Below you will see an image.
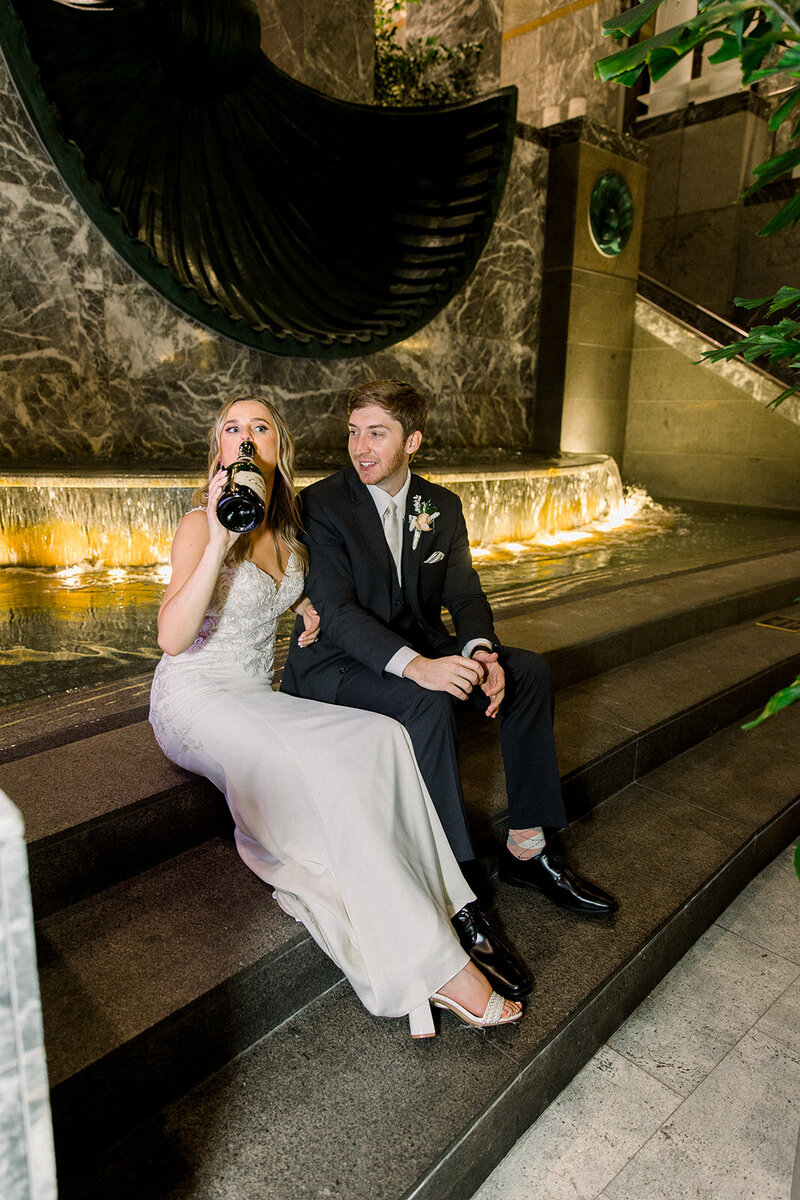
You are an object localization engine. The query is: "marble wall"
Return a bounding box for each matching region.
[405,0,503,90]
[0,44,547,470]
[255,0,374,102]
[502,0,622,130]
[0,789,57,1200]
[624,298,800,509]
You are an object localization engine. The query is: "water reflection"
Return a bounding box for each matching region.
[4,494,800,709]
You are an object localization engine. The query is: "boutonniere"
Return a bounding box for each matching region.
[408,495,440,549]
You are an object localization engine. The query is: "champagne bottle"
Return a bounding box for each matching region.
[216,440,267,532]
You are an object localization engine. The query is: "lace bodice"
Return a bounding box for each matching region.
[156,554,304,681]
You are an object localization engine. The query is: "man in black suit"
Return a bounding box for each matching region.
[282,379,617,999]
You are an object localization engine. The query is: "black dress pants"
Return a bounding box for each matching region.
[334,645,568,863]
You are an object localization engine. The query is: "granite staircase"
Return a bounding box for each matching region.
[2,547,800,1200]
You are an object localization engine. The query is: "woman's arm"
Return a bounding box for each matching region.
[157,470,240,655]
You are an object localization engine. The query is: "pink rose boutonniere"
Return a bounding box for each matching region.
[408,495,440,549]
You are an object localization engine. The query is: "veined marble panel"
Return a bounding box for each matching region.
[255,0,304,83]
[0,790,57,1200]
[406,0,503,88]
[502,0,621,129]
[444,137,546,347]
[302,0,373,103]
[0,24,543,467]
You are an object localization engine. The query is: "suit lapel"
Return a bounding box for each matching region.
[404,472,439,617]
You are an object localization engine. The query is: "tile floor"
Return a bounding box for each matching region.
[472,840,800,1200]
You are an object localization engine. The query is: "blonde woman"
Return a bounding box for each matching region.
[149,395,522,1035]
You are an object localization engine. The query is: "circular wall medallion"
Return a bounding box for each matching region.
[589,171,634,257]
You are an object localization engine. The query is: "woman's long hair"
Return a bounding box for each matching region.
[193,395,308,571]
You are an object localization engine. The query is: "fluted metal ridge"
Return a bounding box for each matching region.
[0,0,517,358]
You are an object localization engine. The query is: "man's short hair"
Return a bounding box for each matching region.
[347,379,428,441]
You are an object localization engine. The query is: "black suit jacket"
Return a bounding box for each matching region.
[281,465,498,703]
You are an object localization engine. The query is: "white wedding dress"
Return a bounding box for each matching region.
[149,553,473,1018]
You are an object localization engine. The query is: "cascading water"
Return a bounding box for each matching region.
[0,456,623,568]
[5,460,800,708]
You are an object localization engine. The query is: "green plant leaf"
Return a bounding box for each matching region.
[741,674,800,728]
[768,85,800,130]
[595,25,696,82]
[601,0,669,41]
[766,383,800,405]
[733,294,774,308]
[596,1,770,84]
[794,839,800,885]
[757,192,800,236]
[743,145,800,196]
[763,286,800,312]
[707,31,748,62]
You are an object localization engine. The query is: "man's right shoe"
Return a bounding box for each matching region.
[498,845,618,916]
[451,901,533,1000]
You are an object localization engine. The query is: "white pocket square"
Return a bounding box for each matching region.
[423,551,445,563]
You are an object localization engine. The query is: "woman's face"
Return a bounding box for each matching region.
[218,400,279,475]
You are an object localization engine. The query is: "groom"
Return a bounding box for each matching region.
[282,379,617,999]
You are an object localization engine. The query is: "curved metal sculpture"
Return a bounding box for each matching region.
[0,0,517,358]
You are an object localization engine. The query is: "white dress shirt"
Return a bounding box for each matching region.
[365,474,491,677]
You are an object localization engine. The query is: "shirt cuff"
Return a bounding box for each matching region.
[385,646,419,678]
[462,638,493,659]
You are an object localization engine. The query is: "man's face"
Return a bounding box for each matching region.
[347,404,421,495]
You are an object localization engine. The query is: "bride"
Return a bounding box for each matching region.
[149,394,523,1036]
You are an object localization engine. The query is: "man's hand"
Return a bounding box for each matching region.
[471,649,505,718]
[403,654,484,700]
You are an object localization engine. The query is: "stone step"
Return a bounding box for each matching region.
[4,561,800,918]
[0,721,232,918]
[38,837,341,1180]
[464,603,800,833]
[5,605,800,922]
[29,602,800,1184]
[496,545,800,688]
[59,698,800,1200]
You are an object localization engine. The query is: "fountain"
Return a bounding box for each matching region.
[0,456,623,569]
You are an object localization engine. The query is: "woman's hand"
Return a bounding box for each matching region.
[293,597,320,647]
[206,466,242,553]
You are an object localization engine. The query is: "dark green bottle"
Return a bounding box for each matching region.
[216,440,267,532]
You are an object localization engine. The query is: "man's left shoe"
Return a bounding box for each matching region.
[451,901,533,999]
[498,846,618,916]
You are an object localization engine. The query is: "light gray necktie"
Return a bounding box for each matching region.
[382,498,403,581]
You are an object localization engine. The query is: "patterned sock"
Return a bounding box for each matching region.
[507,827,546,861]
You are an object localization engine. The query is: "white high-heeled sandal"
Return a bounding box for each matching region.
[408,1002,436,1038]
[408,990,522,1037]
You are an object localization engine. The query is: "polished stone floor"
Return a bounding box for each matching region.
[472,840,800,1200]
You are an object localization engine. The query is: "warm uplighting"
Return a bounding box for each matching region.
[466,484,662,563]
[1,460,626,570]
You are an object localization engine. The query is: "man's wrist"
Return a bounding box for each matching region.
[386,645,419,678]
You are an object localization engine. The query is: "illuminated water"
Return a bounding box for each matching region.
[0,456,620,568]
[4,493,800,709]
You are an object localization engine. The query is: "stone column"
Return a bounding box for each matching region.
[0,789,57,1200]
[534,120,647,460]
[405,0,503,91]
[254,0,374,103]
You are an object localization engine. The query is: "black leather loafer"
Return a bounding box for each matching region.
[498,846,618,916]
[451,900,533,1000]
